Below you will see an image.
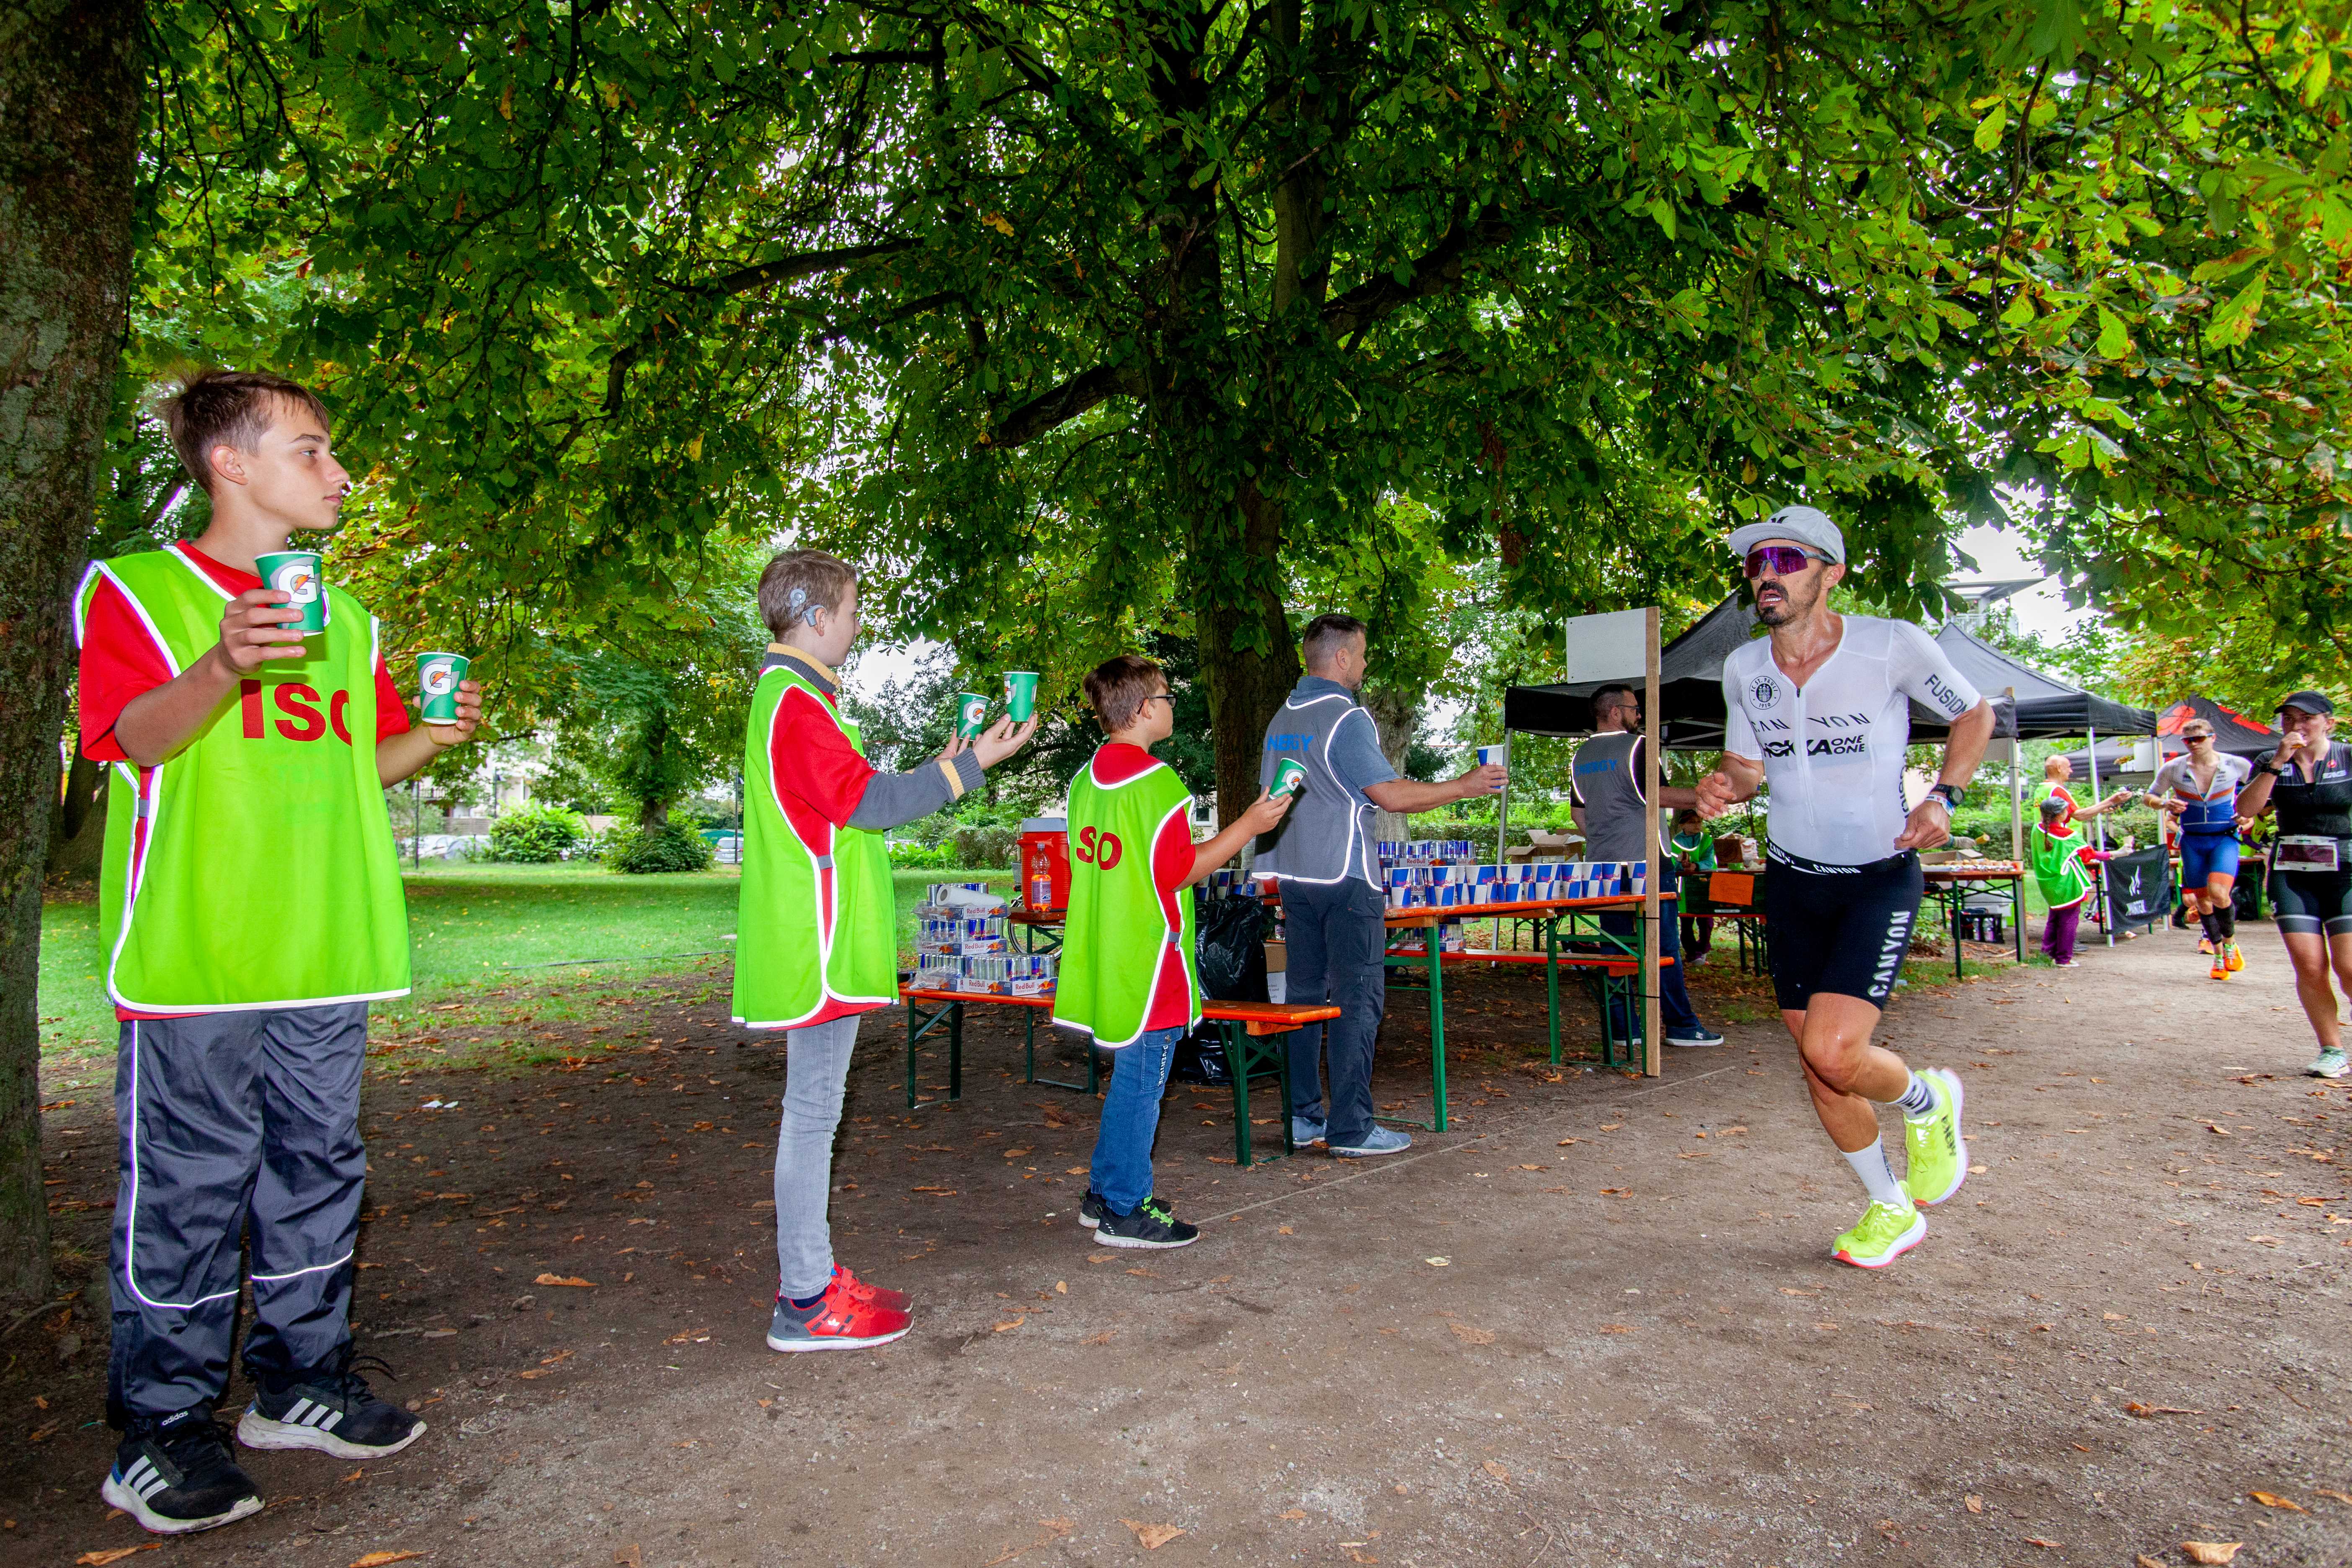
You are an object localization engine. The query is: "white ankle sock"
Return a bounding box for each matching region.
[1841,1138,1907,1207]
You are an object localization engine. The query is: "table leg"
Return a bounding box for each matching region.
[1024,1007,1037,1084]
[2012,880,2025,965]
[1950,887,1963,982]
[1278,1033,1295,1157]
[1228,1023,1253,1168]
[905,1001,919,1109]
[949,1001,964,1101]
[1428,941,1448,1133]
[1545,915,1562,1066]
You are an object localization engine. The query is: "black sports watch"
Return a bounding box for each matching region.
[1925,782,1965,812]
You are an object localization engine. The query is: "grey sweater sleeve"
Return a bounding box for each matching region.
[846,749,985,831]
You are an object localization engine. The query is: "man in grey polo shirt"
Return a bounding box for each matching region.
[1255,614,1506,1156]
[1572,683,1725,1048]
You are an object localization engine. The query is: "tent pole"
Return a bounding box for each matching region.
[2088,723,2111,946]
[1644,607,1662,1078]
[1495,730,1509,951]
[2006,686,2021,863]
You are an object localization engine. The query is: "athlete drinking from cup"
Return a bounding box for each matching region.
[2233,691,2352,1078]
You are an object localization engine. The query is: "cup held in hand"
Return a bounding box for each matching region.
[416,652,470,723]
[1003,670,1040,723]
[953,691,988,740]
[254,551,328,634]
[1271,757,1308,799]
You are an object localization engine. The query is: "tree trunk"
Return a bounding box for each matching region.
[1357,684,1420,845]
[1192,477,1302,824]
[44,751,108,885]
[0,0,143,1305]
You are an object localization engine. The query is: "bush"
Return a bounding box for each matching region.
[603,821,717,874]
[889,840,959,869]
[949,824,1019,868]
[489,805,589,863]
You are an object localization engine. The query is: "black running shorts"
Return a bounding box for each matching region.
[1762,847,1924,1011]
[2270,866,2352,936]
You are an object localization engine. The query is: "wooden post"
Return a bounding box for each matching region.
[1644,606,1662,1078]
[2006,686,2022,864]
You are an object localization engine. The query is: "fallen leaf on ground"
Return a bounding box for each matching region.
[2181,1544,2243,1565]
[2125,1403,2202,1417]
[1556,1137,1580,1146]
[992,1317,1026,1332]
[2246,1235,2281,1246]
[1055,1281,1067,1294]
[2249,1491,2306,1511]
[74,1549,160,1565]
[1120,1520,1186,1550]
[1516,1164,1544,1171]
[1081,1331,1114,1345]
[1278,1509,1306,1520]
[2025,1538,2059,1549]
[532,1274,594,1288]
[350,1554,424,1567]
[1965,1495,1982,1514]
[615,1547,642,1568]
[1599,1324,1633,1334]
[1599,1188,1630,1197]
[1482,1460,1510,1482]
[2316,1488,2352,1504]
[1424,1256,1450,1267]
[1449,1323,1496,1346]
[1599,1122,1623,1130]
[2136,1556,2166,1568]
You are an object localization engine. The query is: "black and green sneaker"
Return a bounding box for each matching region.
[102,1409,264,1535]
[1078,1190,1109,1230]
[1095,1195,1199,1250]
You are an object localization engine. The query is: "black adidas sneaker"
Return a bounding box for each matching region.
[237,1349,424,1460]
[1095,1195,1199,1250]
[102,1409,264,1534]
[1078,1190,1108,1230]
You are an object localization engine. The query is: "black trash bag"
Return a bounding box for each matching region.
[1173,890,1269,1086]
[1194,887,1269,1001]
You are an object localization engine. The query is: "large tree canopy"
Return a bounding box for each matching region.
[134,0,2352,812]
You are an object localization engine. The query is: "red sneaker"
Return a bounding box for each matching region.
[766,1274,910,1353]
[830,1262,910,1313]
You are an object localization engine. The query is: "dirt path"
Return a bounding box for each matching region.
[6,927,2349,1566]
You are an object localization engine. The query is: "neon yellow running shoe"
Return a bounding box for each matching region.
[1903,1067,1967,1207]
[1833,1198,1926,1269]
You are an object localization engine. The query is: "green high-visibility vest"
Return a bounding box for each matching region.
[732,663,897,1029]
[75,548,410,1011]
[1052,745,1199,1047]
[2030,825,2097,910]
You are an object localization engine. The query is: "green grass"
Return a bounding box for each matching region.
[38,861,1015,1065]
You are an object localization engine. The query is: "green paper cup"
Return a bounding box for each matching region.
[416,652,470,723]
[953,691,988,740]
[254,550,327,634]
[1002,670,1040,722]
[1271,757,1308,799]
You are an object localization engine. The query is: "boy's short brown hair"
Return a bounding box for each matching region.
[757,549,859,640]
[1085,654,1165,732]
[158,369,333,495]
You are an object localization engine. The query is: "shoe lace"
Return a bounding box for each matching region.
[1138,1196,1173,1224]
[315,1344,398,1405]
[157,1414,238,1472]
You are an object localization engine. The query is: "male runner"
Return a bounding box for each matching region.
[2146,719,2252,979]
[1697,505,1994,1268]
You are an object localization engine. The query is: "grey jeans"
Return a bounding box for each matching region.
[774,1012,863,1300]
[108,1005,369,1424]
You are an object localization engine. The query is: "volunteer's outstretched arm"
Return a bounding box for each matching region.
[1184,790,1292,887]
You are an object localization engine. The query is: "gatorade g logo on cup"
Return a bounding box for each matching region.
[1003,670,1039,723]
[416,652,470,723]
[253,550,328,634]
[953,692,988,740]
[1271,757,1307,799]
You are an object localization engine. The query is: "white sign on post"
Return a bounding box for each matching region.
[1562,608,1652,681]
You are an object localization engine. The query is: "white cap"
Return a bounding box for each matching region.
[1728,504,1845,566]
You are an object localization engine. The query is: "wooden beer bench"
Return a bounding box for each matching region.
[896,985,1341,1167]
[1385,944,1681,1074]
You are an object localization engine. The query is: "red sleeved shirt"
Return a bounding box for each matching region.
[767,682,878,828]
[78,541,409,764]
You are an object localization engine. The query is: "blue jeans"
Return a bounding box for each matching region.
[1601,895,1702,1038]
[1090,1026,1181,1215]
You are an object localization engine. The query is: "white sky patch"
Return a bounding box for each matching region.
[1955,521,2093,641]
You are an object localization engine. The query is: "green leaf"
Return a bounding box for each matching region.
[1972,99,2007,154]
[2095,307,2130,361]
[2204,267,2269,350]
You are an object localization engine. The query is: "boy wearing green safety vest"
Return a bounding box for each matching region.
[73,370,484,1536]
[737,550,1037,1350]
[2030,792,2109,968]
[1060,655,1291,1248]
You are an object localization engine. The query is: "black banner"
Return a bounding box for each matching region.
[2102,846,2176,932]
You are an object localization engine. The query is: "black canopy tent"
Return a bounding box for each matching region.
[2056,695,2281,776]
[1503,595,2159,747]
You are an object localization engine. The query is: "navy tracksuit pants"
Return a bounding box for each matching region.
[108,1004,369,1425]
